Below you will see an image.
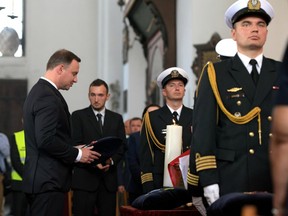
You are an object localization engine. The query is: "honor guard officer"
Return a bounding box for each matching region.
[187,0,281,210]
[139,67,193,194]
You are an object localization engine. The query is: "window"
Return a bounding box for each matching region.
[0,0,24,57]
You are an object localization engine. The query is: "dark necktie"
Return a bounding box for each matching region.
[172,111,179,124]
[249,59,259,85]
[97,113,103,135]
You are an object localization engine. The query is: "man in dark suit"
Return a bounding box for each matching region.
[188,0,281,210]
[140,67,193,194]
[71,79,126,216]
[22,49,100,216]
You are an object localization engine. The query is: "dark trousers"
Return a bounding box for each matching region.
[73,183,116,216]
[26,191,65,216]
[12,191,29,216]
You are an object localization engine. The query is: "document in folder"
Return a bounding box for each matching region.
[84,136,123,165]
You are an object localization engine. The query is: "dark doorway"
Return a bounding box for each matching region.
[0,79,27,136]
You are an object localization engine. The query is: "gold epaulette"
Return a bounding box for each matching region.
[206,61,262,144]
[195,153,217,172]
[141,172,153,184]
[187,169,199,187]
[143,112,165,153]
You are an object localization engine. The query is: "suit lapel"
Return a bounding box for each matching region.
[158,105,174,125]
[102,109,111,136]
[87,107,103,136]
[252,57,277,106]
[179,106,191,127]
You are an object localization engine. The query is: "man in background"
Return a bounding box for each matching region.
[71,79,126,216]
[0,132,9,216]
[9,129,29,216]
[127,104,160,203]
[140,67,193,193]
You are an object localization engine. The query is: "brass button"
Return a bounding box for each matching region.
[249,132,254,137]
[236,101,242,106]
[234,112,241,117]
[269,133,273,137]
[267,116,272,121]
[249,149,255,154]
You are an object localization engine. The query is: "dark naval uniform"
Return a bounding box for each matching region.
[188,54,281,196]
[275,45,288,105]
[140,105,193,193]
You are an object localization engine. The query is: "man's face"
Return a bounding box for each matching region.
[89,85,110,111]
[162,79,185,101]
[232,16,268,52]
[59,59,79,90]
[130,119,142,133]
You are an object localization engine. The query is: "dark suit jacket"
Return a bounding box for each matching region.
[189,55,281,196]
[22,79,78,194]
[140,105,193,193]
[126,132,142,194]
[71,106,126,192]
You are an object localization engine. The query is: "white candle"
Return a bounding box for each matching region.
[163,124,182,187]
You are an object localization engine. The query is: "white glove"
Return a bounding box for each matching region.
[192,196,207,216]
[203,184,220,205]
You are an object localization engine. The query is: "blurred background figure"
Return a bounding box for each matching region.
[117,117,143,208]
[0,132,10,216]
[9,129,30,216]
[127,104,160,204]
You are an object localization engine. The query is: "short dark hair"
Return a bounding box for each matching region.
[46,49,81,70]
[89,79,109,94]
[142,104,161,118]
[130,117,142,125]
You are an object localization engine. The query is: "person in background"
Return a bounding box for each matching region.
[124,119,131,138]
[71,78,126,216]
[129,118,142,135]
[0,132,10,216]
[140,67,193,193]
[127,104,160,204]
[117,117,142,199]
[188,0,281,211]
[22,49,100,216]
[270,44,288,216]
[9,129,29,216]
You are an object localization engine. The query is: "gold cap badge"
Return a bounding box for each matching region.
[248,0,261,10]
[170,70,180,78]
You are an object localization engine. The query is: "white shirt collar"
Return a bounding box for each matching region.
[40,77,58,89]
[237,52,263,74]
[92,107,106,118]
[167,104,183,116]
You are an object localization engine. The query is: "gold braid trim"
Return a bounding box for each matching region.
[206,62,262,144]
[187,169,199,186]
[141,172,153,184]
[195,61,208,98]
[143,112,165,154]
[195,154,217,172]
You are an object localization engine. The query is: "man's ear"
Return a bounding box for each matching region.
[162,88,167,97]
[56,64,64,75]
[106,93,111,101]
